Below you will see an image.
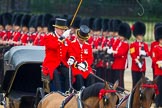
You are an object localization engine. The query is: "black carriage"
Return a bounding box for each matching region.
[1,46,45,108]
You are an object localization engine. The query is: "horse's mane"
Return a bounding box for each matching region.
[81,82,105,101]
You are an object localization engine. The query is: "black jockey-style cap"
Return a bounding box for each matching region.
[118,22,131,40]
[53,18,68,30]
[132,21,146,37]
[21,14,31,28]
[77,25,90,40]
[155,26,162,41]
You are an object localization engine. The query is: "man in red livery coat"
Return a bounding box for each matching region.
[130,21,149,88]
[150,23,162,79]
[111,23,131,91]
[152,26,162,107]
[42,18,70,92]
[67,25,95,90]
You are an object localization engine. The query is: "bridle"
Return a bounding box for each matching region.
[99,89,117,108]
[139,83,159,108]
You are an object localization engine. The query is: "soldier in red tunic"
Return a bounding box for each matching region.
[12,14,24,45]
[42,18,70,92]
[67,25,95,90]
[150,23,162,79]
[152,26,162,107]
[111,22,131,91]
[2,13,13,46]
[0,14,4,45]
[92,18,104,81]
[130,21,150,88]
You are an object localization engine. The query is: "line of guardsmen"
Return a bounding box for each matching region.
[0,12,162,107]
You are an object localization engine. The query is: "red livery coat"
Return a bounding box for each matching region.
[69,39,93,79]
[42,33,70,79]
[130,41,149,72]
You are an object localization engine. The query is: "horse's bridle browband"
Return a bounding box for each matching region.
[99,89,117,100]
[139,83,158,108]
[141,84,159,95]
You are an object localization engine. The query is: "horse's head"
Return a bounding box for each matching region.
[134,75,159,108]
[99,81,119,108]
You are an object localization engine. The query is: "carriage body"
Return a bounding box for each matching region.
[1,46,45,108]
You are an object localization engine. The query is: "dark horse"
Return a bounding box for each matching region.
[117,75,159,108]
[37,81,119,108]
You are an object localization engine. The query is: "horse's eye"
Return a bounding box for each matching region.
[103,96,109,105]
[140,92,144,100]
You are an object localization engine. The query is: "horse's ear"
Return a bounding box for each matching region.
[113,80,119,90]
[153,76,159,84]
[141,73,146,83]
[104,81,110,89]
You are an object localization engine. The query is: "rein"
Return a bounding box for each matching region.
[99,89,117,100]
[141,84,159,95]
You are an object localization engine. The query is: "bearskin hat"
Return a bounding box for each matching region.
[112,19,122,32]
[2,13,12,26]
[108,19,114,32]
[67,15,72,27]
[0,14,3,26]
[88,17,95,30]
[155,26,162,41]
[154,22,162,41]
[80,18,90,27]
[48,18,55,32]
[42,14,53,27]
[71,16,81,29]
[28,15,36,28]
[102,19,109,32]
[92,18,102,31]
[118,23,131,40]
[132,21,146,37]
[13,14,23,26]
[35,15,43,28]
[21,14,31,28]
